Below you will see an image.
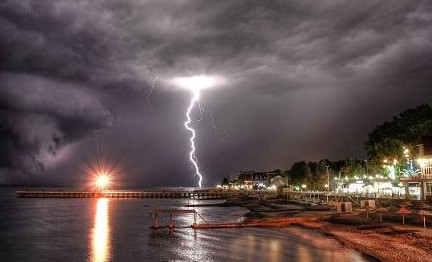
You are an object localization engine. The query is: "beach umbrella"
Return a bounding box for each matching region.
[418,210,432,229]
[375,207,388,223]
[361,205,374,220]
[401,201,413,208]
[397,207,412,224]
[419,202,430,210]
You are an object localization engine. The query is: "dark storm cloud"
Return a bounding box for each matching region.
[1,0,432,185]
[0,73,113,174]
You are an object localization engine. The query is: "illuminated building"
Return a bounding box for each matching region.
[336,175,405,198]
[399,137,432,200]
[231,170,281,190]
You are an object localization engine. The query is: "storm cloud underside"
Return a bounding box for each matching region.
[1,0,432,185]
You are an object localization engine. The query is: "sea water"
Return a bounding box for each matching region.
[0,187,373,262]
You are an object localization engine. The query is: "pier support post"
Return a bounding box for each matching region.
[155,214,159,228]
[168,213,174,229]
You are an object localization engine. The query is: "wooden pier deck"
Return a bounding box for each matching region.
[16,190,240,199]
[147,207,327,230]
[147,210,326,230]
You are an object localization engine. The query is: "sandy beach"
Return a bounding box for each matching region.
[199,197,432,262]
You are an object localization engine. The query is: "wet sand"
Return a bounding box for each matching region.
[298,215,432,262]
[200,197,432,261]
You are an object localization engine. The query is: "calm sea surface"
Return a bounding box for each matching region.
[0,187,373,262]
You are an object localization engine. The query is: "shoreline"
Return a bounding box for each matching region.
[295,218,432,262]
[196,197,432,262]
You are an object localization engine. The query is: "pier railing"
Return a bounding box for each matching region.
[16,190,242,199]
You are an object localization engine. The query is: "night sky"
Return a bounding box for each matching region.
[1,1,432,187]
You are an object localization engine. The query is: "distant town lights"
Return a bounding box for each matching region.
[418,158,431,168]
[268,185,277,191]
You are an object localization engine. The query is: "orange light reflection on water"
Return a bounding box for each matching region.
[91,198,111,262]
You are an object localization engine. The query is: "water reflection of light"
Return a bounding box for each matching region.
[229,234,284,261]
[297,244,312,262]
[268,240,281,261]
[92,198,110,262]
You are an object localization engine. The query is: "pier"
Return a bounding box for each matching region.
[149,209,200,229]
[147,209,326,229]
[16,190,240,199]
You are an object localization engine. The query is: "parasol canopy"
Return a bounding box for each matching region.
[376,207,388,222]
[419,210,432,216]
[376,207,388,213]
[419,210,432,229]
[419,202,430,210]
[401,201,413,207]
[397,207,412,214]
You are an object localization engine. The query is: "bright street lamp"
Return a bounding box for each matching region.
[325,165,330,203]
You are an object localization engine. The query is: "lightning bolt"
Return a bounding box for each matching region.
[196,103,233,145]
[207,111,234,145]
[184,88,203,188]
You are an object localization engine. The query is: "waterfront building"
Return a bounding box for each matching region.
[399,137,432,200]
[336,175,405,198]
[231,170,281,190]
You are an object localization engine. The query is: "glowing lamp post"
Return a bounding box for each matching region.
[301,184,307,191]
[324,165,331,203]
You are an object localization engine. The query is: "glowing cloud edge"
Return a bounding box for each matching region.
[173,75,224,91]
